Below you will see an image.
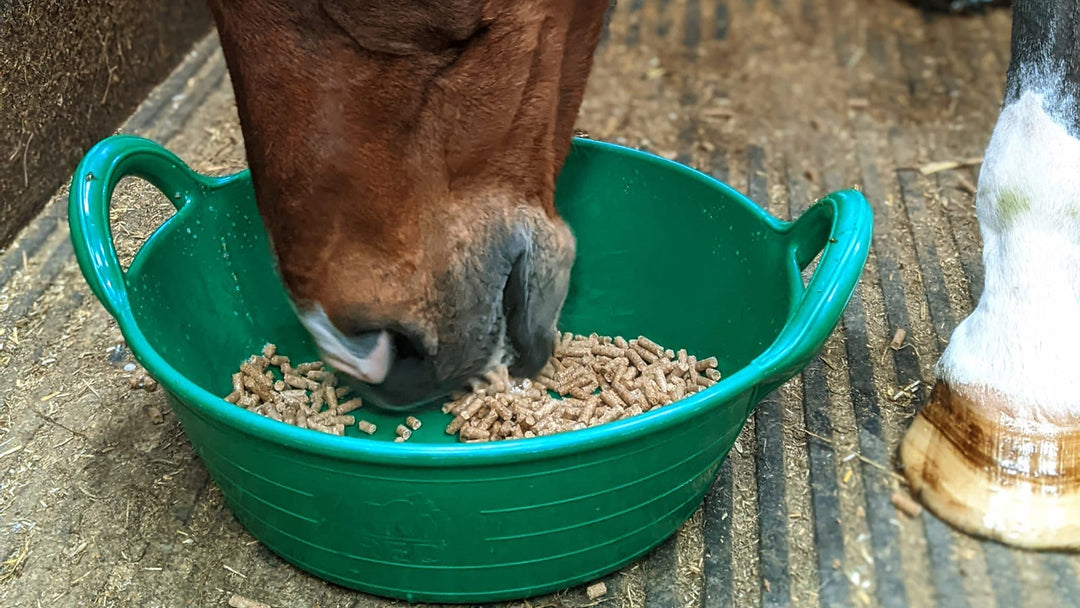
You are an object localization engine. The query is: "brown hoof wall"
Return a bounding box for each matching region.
[900,380,1080,550]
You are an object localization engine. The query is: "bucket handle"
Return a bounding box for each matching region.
[755,189,873,385]
[68,135,215,324]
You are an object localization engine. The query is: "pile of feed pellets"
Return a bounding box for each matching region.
[224,333,720,443]
[224,344,366,436]
[443,332,720,442]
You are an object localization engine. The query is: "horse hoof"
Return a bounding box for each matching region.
[900,380,1080,550]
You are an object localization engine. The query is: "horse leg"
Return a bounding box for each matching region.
[900,0,1080,549]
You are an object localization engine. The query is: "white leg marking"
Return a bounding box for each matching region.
[937,90,1080,417]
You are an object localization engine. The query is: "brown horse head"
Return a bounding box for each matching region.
[207,0,609,408]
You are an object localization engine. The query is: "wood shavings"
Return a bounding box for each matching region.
[955,174,977,195]
[441,333,721,442]
[917,157,983,176]
[0,444,24,459]
[0,532,31,585]
[890,380,922,401]
[891,490,923,517]
[228,595,270,608]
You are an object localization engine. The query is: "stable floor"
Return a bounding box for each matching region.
[2,1,1074,607]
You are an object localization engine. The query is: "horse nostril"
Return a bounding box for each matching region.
[388,329,426,362]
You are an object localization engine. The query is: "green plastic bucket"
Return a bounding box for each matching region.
[68,135,871,603]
